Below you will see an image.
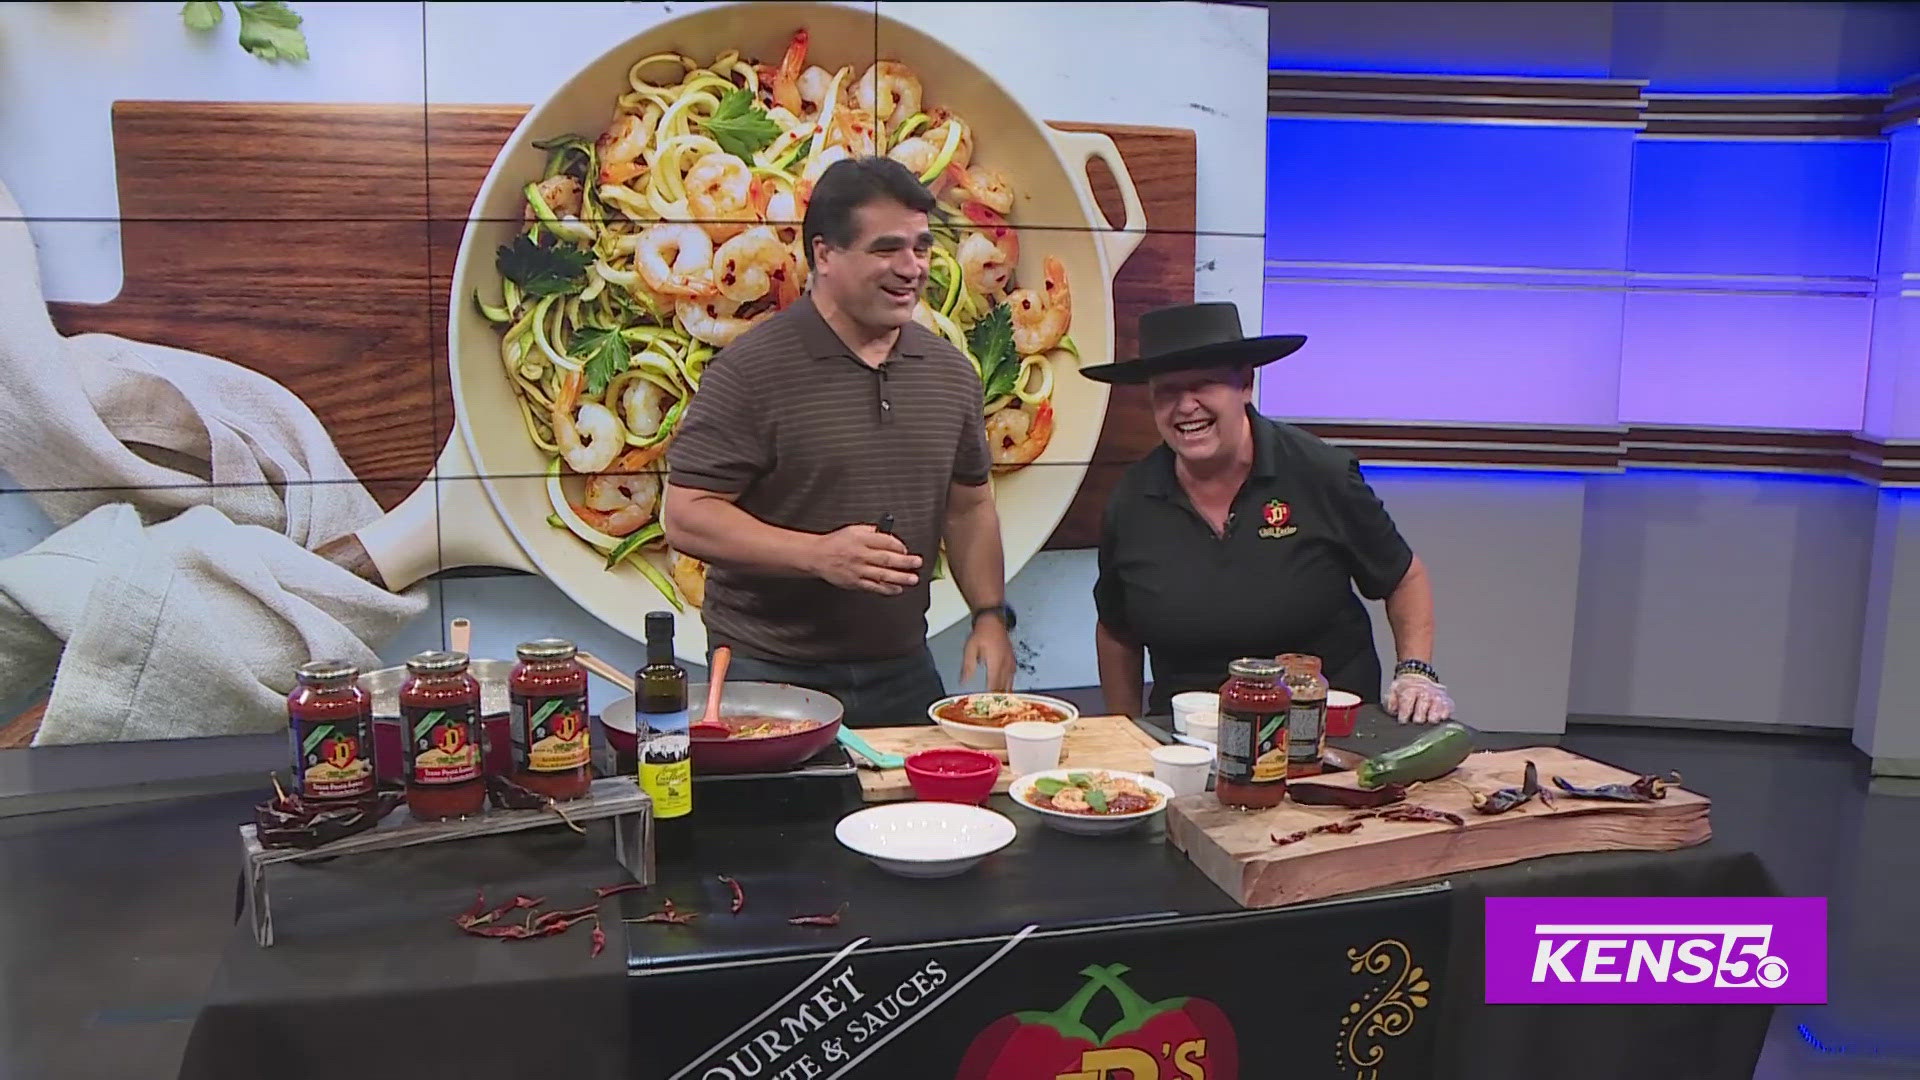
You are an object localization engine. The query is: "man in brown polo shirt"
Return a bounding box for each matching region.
[662,157,1015,728]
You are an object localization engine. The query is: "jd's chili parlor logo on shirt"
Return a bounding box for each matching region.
[1259,500,1296,540]
[955,963,1238,1079]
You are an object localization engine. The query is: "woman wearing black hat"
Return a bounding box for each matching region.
[1081,302,1452,724]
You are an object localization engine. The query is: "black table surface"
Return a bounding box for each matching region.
[178,708,1776,1080]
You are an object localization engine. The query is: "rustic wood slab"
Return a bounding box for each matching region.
[240,776,653,946]
[854,714,1165,802]
[46,102,1195,549]
[1165,747,1711,909]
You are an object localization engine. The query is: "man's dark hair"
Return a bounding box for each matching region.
[801,156,936,270]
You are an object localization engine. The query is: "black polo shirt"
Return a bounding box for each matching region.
[1094,407,1413,716]
[667,295,991,664]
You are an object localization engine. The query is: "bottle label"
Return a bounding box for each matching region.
[1287,701,1327,766]
[292,717,375,799]
[512,692,591,773]
[1219,707,1288,785]
[403,705,481,785]
[638,707,692,820]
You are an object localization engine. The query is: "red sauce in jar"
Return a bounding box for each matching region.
[287,660,376,802]
[399,651,485,821]
[509,638,591,802]
[1216,657,1291,809]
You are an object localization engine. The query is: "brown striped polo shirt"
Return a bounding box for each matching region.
[665,295,992,663]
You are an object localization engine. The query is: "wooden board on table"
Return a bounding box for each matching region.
[1165,747,1712,909]
[854,714,1164,803]
[46,102,1196,548]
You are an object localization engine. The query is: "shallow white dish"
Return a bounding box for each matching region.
[927,693,1080,749]
[1008,768,1175,836]
[834,802,1017,878]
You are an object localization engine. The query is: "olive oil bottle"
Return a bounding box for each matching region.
[636,611,693,858]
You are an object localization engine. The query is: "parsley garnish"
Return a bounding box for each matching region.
[182,2,312,62]
[705,89,782,163]
[572,326,631,396]
[495,234,591,298]
[968,304,1021,402]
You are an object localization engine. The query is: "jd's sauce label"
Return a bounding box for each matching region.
[638,707,692,820]
[1218,707,1288,786]
[511,691,590,773]
[291,717,375,800]
[403,705,481,785]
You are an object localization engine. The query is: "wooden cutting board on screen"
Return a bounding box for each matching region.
[42,101,1195,549]
[853,714,1164,802]
[1166,747,1712,909]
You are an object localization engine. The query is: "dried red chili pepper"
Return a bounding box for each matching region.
[719,875,745,914]
[532,904,599,930]
[254,778,404,850]
[589,919,606,958]
[1471,760,1551,815]
[1272,818,1366,846]
[1377,803,1466,827]
[1287,780,1405,808]
[788,903,847,927]
[460,922,536,940]
[625,899,697,925]
[484,774,586,833]
[593,882,647,899]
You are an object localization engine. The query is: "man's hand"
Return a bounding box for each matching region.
[810,524,922,595]
[960,614,1016,692]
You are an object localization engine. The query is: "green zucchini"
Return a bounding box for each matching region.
[1355,722,1474,789]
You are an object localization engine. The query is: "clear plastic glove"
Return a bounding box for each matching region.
[1386,673,1453,724]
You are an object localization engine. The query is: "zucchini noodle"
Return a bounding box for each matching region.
[482,27,1076,613]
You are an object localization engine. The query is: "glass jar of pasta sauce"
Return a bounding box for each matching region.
[399,651,485,821]
[1216,658,1291,809]
[286,660,377,803]
[509,638,591,802]
[1279,654,1330,778]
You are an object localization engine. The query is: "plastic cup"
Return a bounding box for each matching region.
[1326,690,1362,737]
[1171,691,1219,734]
[1003,720,1065,776]
[1150,744,1213,797]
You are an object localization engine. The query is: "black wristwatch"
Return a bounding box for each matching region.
[972,603,1017,631]
[1395,659,1439,682]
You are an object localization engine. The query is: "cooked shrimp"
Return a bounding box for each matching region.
[768,29,808,116]
[1009,256,1070,354]
[921,110,973,169]
[857,61,922,129]
[621,378,672,442]
[946,164,1013,216]
[887,136,939,178]
[797,66,839,116]
[986,401,1054,470]
[595,114,650,185]
[1049,785,1089,812]
[685,153,755,241]
[670,551,708,609]
[552,372,625,474]
[634,223,713,297]
[581,466,662,537]
[677,291,766,347]
[714,226,800,306]
[523,175,583,223]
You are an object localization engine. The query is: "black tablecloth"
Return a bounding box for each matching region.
[178,710,1776,1080]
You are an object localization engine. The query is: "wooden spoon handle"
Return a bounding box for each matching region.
[576,651,635,693]
[703,646,732,724]
[449,618,472,656]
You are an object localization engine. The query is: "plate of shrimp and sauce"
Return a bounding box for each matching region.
[350,1,1146,663]
[1010,769,1174,836]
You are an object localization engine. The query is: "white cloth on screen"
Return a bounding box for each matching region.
[0,179,428,745]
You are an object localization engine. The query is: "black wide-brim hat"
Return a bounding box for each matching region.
[1077,302,1307,386]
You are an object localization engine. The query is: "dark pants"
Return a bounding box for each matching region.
[712,647,946,729]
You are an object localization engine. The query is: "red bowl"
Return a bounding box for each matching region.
[904,748,1001,804]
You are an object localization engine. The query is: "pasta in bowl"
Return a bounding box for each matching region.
[928,692,1079,749]
[442,1,1144,661]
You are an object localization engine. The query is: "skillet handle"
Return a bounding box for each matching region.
[351,435,534,591]
[1043,126,1147,274]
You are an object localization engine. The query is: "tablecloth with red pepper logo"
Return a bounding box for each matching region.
[955,963,1238,1080]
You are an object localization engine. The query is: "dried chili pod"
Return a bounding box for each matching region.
[1377,804,1466,827]
[1287,780,1406,808]
[253,787,404,849]
[1271,818,1368,846]
[1470,760,1550,815]
[788,903,848,927]
[589,920,606,958]
[593,882,647,899]
[719,875,745,914]
[1551,772,1680,802]
[486,773,552,811]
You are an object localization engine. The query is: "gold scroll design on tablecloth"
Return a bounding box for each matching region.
[1336,939,1432,1079]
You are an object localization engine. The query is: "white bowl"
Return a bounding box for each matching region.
[834,802,1017,878]
[927,694,1079,749]
[1008,768,1175,836]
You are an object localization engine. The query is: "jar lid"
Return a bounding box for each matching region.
[406,650,470,674]
[1228,657,1283,679]
[1279,654,1324,677]
[516,638,577,661]
[296,659,360,684]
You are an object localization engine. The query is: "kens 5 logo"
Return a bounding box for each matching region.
[1484,897,1827,1004]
